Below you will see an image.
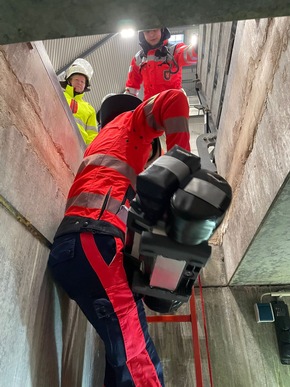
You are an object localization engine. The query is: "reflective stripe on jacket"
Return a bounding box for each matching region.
[63,84,98,145]
[125,42,198,100]
[64,89,191,235]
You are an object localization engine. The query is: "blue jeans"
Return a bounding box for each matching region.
[48,232,164,387]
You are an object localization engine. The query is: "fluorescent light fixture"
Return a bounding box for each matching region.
[120,28,135,38]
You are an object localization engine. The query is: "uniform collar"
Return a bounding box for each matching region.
[65,84,85,100]
[141,39,169,56]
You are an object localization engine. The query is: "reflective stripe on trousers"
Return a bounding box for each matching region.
[48,232,164,387]
[80,232,164,387]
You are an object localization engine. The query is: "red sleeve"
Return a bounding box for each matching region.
[132,89,191,151]
[174,42,198,67]
[125,55,143,92]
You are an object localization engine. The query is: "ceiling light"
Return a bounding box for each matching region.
[191,34,198,47]
[120,28,135,38]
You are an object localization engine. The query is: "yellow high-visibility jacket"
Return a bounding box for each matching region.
[63,84,98,145]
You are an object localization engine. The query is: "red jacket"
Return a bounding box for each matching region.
[125,42,198,100]
[64,89,190,236]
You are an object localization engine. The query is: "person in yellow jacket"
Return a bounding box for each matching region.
[60,58,98,145]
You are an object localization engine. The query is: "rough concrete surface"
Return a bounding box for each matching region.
[214,17,290,283]
[203,286,290,387]
[0,42,84,242]
[0,207,58,386]
[0,41,92,386]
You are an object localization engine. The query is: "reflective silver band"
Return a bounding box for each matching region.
[153,155,191,183]
[75,117,98,133]
[65,191,127,223]
[184,178,227,209]
[77,154,137,187]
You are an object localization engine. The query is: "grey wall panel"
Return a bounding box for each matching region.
[231,175,290,285]
[203,286,290,387]
[0,207,90,386]
[210,22,236,128]
[0,207,59,386]
[199,23,212,98]
[197,22,235,128]
[0,42,95,386]
[214,17,290,284]
[0,42,84,242]
[204,23,221,109]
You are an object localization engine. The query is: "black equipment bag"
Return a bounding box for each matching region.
[136,145,201,222]
[166,169,232,245]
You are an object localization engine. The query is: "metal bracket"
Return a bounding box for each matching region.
[196,132,217,172]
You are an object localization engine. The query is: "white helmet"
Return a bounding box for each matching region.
[65,58,93,89]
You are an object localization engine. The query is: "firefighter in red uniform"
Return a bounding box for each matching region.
[125,27,198,101]
[47,89,190,387]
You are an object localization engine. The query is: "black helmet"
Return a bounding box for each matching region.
[99,94,142,128]
[138,27,171,53]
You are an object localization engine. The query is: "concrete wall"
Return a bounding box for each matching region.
[213,17,290,285]
[201,286,290,386]
[195,17,290,387]
[0,41,96,386]
[197,17,290,286]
